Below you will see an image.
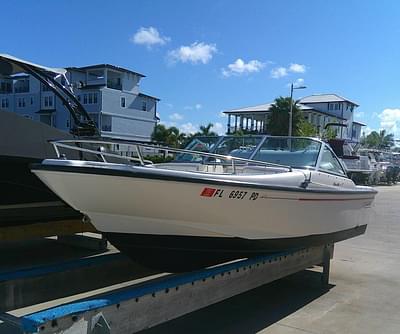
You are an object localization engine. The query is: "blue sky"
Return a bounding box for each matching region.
[3,0,400,136]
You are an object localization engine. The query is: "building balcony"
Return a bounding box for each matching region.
[14,87,30,93]
[107,78,122,90]
[86,78,106,87]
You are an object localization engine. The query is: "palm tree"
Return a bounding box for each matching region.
[267,97,303,136]
[151,124,187,148]
[362,130,394,149]
[378,130,394,148]
[198,123,218,136]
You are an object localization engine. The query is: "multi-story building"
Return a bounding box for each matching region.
[224,94,365,142]
[0,63,159,141]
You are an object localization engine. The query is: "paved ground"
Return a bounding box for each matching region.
[143,185,400,334]
[1,185,399,333]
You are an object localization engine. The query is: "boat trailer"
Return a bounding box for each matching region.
[0,244,333,333]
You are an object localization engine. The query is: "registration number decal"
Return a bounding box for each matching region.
[200,187,259,200]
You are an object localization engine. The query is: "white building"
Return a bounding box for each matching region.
[0,63,159,141]
[224,94,365,142]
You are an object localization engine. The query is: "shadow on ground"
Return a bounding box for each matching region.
[0,237,107,273]
[141,269,334,334]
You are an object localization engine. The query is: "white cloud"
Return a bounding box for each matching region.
[363,127,375,136]
[222,58,265,77]
[130,27,170,48]
[169,113,183,121]
[271,67,288,79]
[213,122,226,135]
[289,63,306,73]
[354,111,365,119]
[159,120,177,127]
[293,78,305,87]
[168,42,217,64]
[271,63,307,79]
[184,103,202,110]
[218,111,227,118]
[376,108,400,136]
[180,122,199,134]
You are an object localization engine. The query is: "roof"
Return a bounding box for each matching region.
[139,92,160,101]
[67,64,145,78]
[352,120,367,126]
[224,102,320,114]
[224,103,273,114]
[224,101,346,120]
[0,53,67,76]
[299,94,359,106]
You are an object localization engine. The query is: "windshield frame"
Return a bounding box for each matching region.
[179,135,349,176]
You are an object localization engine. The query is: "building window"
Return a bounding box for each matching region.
[0,82,12,93]
[30,97,34,105]
[121,97,126,108]
[82,93,98,105]
[101,115,112,132]
[1,98,9,109]
[142,100,147,111]
[335,103,340,110]
[18,98,26,108]
[14,79,30,93]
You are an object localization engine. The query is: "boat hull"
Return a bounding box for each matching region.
[0,155,80,226]
[0,111,81,226]
[104,225,366,271]
[32,163,375,271]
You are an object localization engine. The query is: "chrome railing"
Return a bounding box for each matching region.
[49,139,293,173]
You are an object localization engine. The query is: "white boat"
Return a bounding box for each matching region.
[31,136,377,271]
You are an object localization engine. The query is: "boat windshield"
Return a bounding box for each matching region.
[175,136,220,162]
[252,137,321,168]
[214,136,264,159]
[176,136,321,169]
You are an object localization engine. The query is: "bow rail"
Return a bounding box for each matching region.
[50,139,293,173]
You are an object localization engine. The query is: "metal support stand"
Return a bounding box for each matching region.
[321,244,334,286]
[1,244,335,334]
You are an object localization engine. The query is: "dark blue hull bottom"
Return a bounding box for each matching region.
[0,155,81,226]
[104,224,367,272]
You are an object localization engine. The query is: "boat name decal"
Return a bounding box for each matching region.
[200,187,259,200]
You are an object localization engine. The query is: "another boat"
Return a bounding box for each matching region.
[0,54,97,226]
[31,136,377,272]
